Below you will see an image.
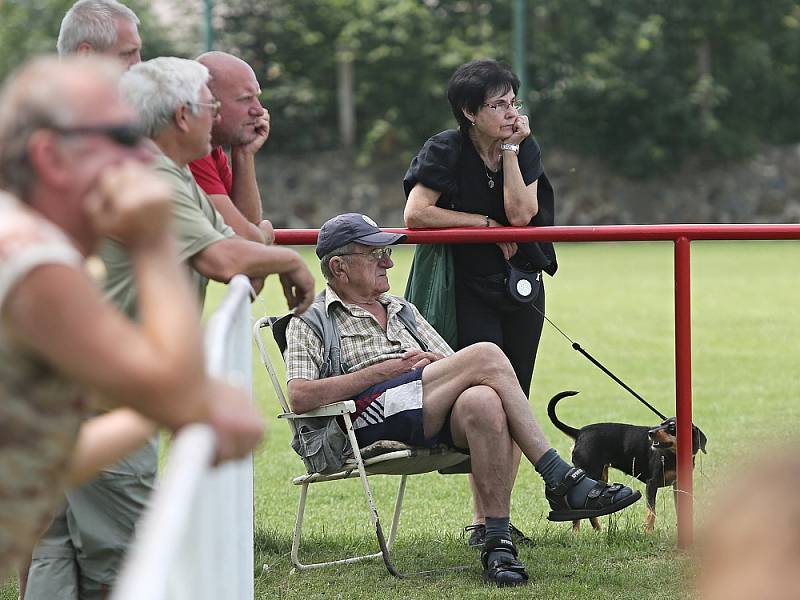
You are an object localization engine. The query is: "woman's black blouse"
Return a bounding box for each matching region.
[403,128,557,278]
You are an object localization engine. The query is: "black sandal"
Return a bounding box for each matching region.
[546,467,641,522]
[480,537,529,587]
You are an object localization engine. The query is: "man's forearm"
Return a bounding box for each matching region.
[288,364,392,413]
[208,193,267,243]
[230,147,262,223]
[194,237,304,281]
[68,408,155,486]
[134,232,203,357]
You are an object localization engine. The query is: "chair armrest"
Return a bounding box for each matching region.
[278,400,356,419]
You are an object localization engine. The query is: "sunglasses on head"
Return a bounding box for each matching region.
[51,123,144,147]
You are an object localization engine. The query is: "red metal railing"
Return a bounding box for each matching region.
[275,223,800,547]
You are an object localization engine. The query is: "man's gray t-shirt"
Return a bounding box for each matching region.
[98,152,234,319]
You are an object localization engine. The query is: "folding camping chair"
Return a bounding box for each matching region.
[253,315,471,577]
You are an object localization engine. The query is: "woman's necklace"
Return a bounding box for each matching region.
[484,164,496,189]
[471,130,502,189]
[483,155,501,189]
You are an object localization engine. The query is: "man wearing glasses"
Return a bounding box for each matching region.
[104,56,314,317]
[189,52,274,246]
[284,213,640,587]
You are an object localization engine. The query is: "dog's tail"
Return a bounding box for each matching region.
[547,391,582,439]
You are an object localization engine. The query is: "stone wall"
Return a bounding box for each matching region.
[257,144,800,228]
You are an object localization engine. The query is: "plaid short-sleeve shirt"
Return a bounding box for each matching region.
[284,286,453,382]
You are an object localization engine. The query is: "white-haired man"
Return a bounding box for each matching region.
[57,0,142,68]
[0,56,263,597]
[189,51,274,245]
[106,56,314,313]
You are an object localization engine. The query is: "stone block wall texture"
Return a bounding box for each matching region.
[256,144,800,229]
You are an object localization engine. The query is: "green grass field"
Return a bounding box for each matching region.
[4,241,799,599]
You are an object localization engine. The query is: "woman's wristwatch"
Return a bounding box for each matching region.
[500,142,519,155]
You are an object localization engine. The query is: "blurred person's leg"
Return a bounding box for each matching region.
[66,441,156,597]
[24,508,79,600]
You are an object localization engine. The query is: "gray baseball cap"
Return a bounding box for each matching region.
[316,213,406,258]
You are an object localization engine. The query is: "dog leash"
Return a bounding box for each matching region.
[532,304,668,421]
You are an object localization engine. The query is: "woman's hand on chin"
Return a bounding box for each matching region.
[504,115,531,145]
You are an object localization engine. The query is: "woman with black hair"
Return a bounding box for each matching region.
[403,58,557,549]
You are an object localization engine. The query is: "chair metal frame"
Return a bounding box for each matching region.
[254,315,470,577]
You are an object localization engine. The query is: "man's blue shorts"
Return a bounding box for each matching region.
[352,368,456,449]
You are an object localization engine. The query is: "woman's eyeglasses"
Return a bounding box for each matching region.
[483,99,523,113]
[338,247,393,261]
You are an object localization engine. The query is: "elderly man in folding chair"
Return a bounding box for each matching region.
[284,213,641,587]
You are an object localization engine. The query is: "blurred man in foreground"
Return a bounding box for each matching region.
[23,3,145,598]
[40,56,310,598]
[0,55,263,589]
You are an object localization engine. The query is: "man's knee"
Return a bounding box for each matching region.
[456,386,508,435]
[456,341,512,374]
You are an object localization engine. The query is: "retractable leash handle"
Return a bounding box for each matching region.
[534,305,669,421]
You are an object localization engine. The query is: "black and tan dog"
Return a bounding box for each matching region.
[547,390,707,532]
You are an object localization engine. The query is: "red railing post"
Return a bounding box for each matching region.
[674,236,693,548]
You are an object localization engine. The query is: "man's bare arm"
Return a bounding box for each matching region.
[208,192,269,243]
[287,351,428,413]
[191,237,315,313]
[229,146,263,223]
[4,249,209,428]
[67,408,156,486]
[2,165,264,461]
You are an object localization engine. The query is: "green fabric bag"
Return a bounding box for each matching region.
[404,244,458,349]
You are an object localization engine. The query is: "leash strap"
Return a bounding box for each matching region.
[570,342,668,421]
[533,305,668,421]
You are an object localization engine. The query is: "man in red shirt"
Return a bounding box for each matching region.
[189,52,274,245]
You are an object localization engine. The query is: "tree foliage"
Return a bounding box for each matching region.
[213,0,800,176]
[1,0,798,178]
[0,0,178,82]
[531,0,800,176]
[214,0,509,161]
